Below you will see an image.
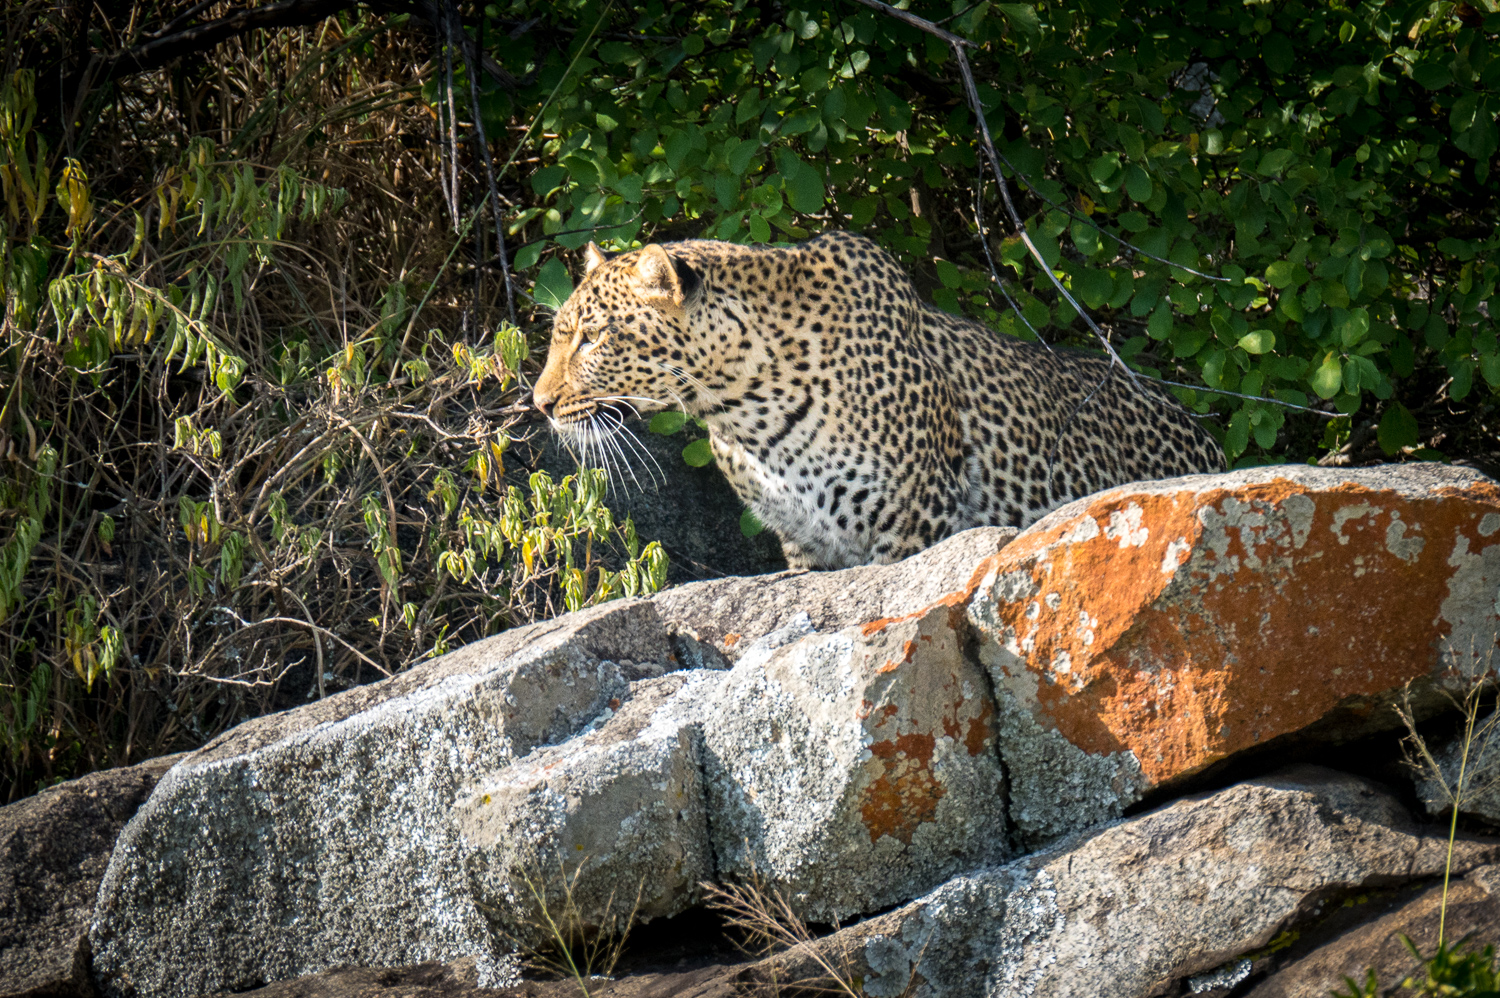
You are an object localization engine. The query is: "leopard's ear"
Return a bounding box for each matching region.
[633,244,701,308]
[583,241,614,274]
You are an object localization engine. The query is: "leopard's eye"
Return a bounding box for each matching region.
[576,327,605,354]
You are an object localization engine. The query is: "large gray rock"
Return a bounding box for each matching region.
[89,600,672,998]
[0,755,179,998]
[701,602,1010,923]
[963,463,1500,847]
[458,670,722,950]
[755,767,1500,998]
[652,525,1016,663]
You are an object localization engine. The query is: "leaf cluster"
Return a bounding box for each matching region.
[486,0,1497,467]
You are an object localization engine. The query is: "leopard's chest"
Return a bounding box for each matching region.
[707,419,881,569]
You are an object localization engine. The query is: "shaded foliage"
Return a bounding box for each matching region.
[0,0,1496,794]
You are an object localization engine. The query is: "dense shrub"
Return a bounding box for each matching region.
[1,0,1495,795]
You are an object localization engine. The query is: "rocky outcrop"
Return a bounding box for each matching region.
[966,464,1500,845]
[702,601,1009,922]
[222,958,746,998]
[755,767,1500,998]
[0,755,180,998]
[50,463,1500,998]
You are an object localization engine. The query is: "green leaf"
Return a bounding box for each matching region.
[1123,165,1152,203]
[614,174,643,203]
[649,410,686,435]
[727,138,761,176]
[1147,303,1173,340]
[1310,351,1344,399]
[1437,237,1476,261]
[1265,260,1302,289]
[1253,410,1281,449]
[512,241,544,272]
[777,153,825,214]
[1072,268,1113,308]
[1262,34,1295,74]
[533,258,574,311]
[740,508,765,538]
[531,165,567,198]
[1257,150,1295,176]
[1238,330,1274,354]
[1377,403,1419,455]
[1482,352,1500,389]
[748,213,772,243]
[996,4,1042,45]
[1451,359,1474,401]
[1070,220,1101,256]
[1225,408,1251,459]
[1171,323,1210,358]
[736,89,764,125]
[1337,308,1370,348]
[935,259,962,289]
[682,437,714,467]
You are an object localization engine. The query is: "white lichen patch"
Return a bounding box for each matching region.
[1384,511,1426,564]
[1161,537,1192,574]
[1193,494,1311,584]
[1105,503,1149,548]
[1061,515,1102,545]
[1438,533,1500,680]
[986,666,1148,847]
[1330,502,1379,544]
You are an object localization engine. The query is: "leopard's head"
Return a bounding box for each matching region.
[531,242,705,441]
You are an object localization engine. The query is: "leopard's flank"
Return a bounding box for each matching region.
[532,232,1224,570]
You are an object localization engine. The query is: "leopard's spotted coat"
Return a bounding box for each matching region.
[533,231,1223,570]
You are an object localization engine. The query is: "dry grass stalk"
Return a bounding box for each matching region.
[1396,641,1500,947]
[701,863,931,998]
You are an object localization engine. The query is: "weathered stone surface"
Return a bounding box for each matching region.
[755,767,1500,998]
[653,526,1015,662]
[964,464,1500,845]
[217,960,501,998]
[90,599,673,998]
[0,755,180,998]
[458,671,721,948]
[224,958,746,998]
[1243,867,1500,998]
[1415,711,1500,825]
[701,601,1009,923]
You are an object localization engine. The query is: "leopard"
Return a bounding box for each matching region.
[531,230,1224,570]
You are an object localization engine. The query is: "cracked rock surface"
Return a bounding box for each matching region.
[754,767,1500,998]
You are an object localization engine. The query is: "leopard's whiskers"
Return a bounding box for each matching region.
[596,406,666,489]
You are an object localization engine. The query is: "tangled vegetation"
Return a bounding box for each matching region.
[2,0,1496,795]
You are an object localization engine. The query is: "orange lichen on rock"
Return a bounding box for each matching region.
[970,468,1500,794]
[860,732,944,845]
[852,604,1000,845]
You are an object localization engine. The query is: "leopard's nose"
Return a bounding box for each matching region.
[531,390,555,418]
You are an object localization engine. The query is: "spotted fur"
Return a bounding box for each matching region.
[532,231,1224,570]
